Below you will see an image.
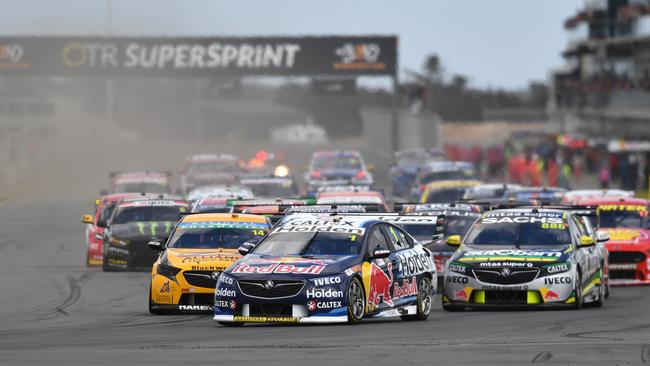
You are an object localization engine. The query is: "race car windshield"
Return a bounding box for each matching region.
[188,161,241,174]
[463,188,505,200]
[465,222,571,246]
[252,232,363,256]
[112,206,183,225]
[599,210,645,228]
[420,171,472,184]
[313,157,362,171]
[114,183,170,194]
[425,188,466,203]
[167,227,267,249]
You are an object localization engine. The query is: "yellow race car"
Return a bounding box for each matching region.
[148,213,271,314]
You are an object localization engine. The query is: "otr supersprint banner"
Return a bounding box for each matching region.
[0,36,397,78]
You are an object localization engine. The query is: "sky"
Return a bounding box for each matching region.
[0,0,584,89]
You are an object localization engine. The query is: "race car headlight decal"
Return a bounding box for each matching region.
[157,263,181,278]
[447,261,471,275]
[542,262,571,276]
[110,237,129,247]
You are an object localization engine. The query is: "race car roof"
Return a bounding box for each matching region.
[396,202,482,214]
[418,161,475,173]
[239,177,293,185]
[117,198,189,208]
[573,196,649,206]
[181,213,268,224]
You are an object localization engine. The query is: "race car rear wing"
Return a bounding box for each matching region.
[284,204,378,215]
[393,201,482,213]
[108,170,172,178]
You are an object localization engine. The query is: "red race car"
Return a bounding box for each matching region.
[576,196,650,285]
[81,193,146,266]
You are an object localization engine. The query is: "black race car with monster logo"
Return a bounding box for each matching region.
[102,197,190,271]
[213,215,437,325]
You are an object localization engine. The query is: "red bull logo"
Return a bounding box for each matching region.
[454,288,468,301]
[368,262,394,307]
[544,290,559,300]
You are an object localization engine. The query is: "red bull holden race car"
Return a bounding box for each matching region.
[213,215,437,325]
[441,208,607,310]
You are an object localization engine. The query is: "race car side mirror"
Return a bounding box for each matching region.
[238,241,257,256]
[596,231,610,243]
[372,247,390,259]
[81,214,94,224]
[446,235,462,247]
[147,240,164,251]
[579,236,595,247]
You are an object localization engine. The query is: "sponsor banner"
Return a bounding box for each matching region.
[307,288,344,299]
[231,263,326,275]
[233,316,299,323]
[609,263,637,270]
[481,216,565,225]
[462,249,563,259]
[179,305,213,311]
[0,36,396,78]
[177,221,269,230]
[307,300,342,310]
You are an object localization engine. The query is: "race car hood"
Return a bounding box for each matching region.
[110,221,176,240]
[165,248,240,271]
[601,228,650,245]
[451,245,571,269]
[226,254,358,279]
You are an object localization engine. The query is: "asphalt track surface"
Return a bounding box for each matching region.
[1,200,650,365]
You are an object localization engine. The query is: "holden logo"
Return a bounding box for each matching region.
[500,268,511,277]
[210,271,221,281]
[264,280,275,289]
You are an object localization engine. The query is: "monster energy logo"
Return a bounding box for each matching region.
[136,221,174,236]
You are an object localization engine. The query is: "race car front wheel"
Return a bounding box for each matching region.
[573,270,583,310]
[347,277,365,324]
[402,276,433,321]
[593,268,605,308]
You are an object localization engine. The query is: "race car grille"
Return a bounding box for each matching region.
[610,270,638,280]
[481,290,529,305]
[179,293,213,306]
[249,304,293,317]
[473,269,539,285]
[183,271,218,288]
[238,280,305,299]
[609,251,646,264]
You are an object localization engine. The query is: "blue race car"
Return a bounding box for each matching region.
[213,215,437,325]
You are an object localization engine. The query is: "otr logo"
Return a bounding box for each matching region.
[62,42,118,68]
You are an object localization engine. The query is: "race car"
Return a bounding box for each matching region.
[574,197,650,285]
[179,154,244,194]
[191,197,231,213]
[316,190,389,212]
[395,203,483,287]
[186,184,254,204]
[441,207,607,310]
[420,180,482,204]
[105,171,173,195]
[505,186,567,205]
[239,176,297,198]
[81,193,151,266]
[411,161,477,200]
[102,196,190,271]
[390,148,447,198]
[561,189,633,205]
[148,213,271,314]
[304,150,373,193]
[462,183,524,201]
[213,215,436,325]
